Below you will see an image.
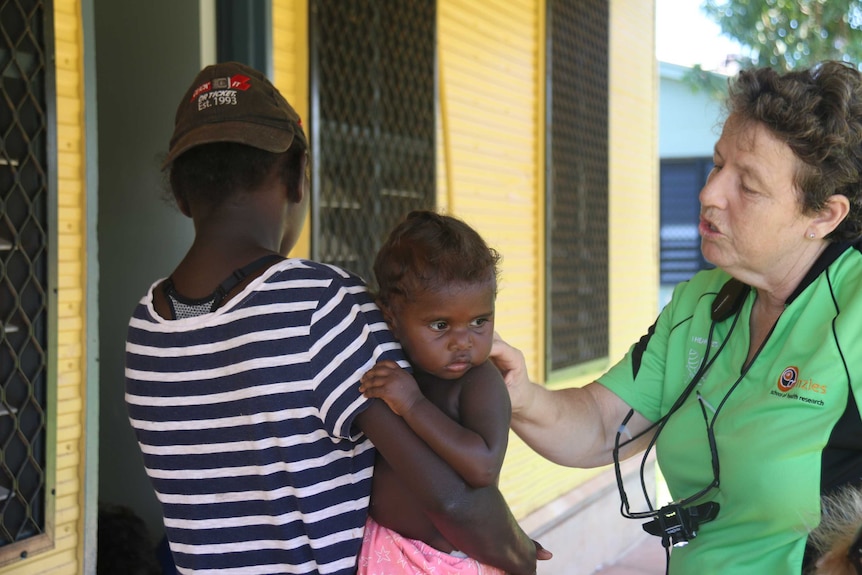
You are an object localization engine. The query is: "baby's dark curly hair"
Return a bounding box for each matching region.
[373,210,501,309]
[725,61,862,241]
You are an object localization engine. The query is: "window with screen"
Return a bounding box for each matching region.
[309,0,436,284]
[0,0,53,554]
[546,0,609,373]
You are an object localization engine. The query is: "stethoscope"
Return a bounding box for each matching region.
[612,278,755,572]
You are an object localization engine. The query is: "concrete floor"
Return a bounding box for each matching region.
[590,535,669,575]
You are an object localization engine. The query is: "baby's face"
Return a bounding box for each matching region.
[388,279,495,380]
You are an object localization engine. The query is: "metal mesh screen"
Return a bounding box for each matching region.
[547,0,609,371]
[309,0,436,284]
[0,0,50,546]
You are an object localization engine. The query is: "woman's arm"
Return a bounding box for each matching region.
[490,333,654,467]
[360,360,509,487]
[355,400,547,574]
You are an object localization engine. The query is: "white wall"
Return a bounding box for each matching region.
[658,61,725,158]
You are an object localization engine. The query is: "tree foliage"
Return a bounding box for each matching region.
[702,0,862,71]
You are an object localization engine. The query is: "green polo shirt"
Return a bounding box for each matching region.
[599,241,862,574]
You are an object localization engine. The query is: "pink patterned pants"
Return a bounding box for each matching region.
[357,516,508,575]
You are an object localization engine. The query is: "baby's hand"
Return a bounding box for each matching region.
[359,360,423,416]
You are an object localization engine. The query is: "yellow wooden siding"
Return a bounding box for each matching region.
[272,0,312,259]
[438,0,542,383]
[0,0,88,572]
[608,0,660,359]
[55,0,87,566]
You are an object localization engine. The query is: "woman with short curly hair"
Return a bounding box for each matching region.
[492,60,862,574]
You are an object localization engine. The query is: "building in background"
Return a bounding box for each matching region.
[658,61,728,306]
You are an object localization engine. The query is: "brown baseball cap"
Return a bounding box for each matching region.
[162,61,307,169]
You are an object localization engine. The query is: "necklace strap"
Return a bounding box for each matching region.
[211,254,285,309]
[164,253,284,319]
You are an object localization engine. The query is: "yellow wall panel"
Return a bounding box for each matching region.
[57,398,83,416]
[58,207,81,228]
[57,183,81,206]
[55,234,80,249]
[54,465,78,486]
[438,1,541,364]
[57,300,80,319]
[19,548,78,575]
[56,448,80,469]
[58,345,82,364]
[56,413,80,432]
[53,41,77,74]
[56,375,79,392]
[608,0,660,359]
[56,321,83,341]
[55,523,75,544]
[53,496,79,525]
[56,297,78,316]
[57,162,81,186]
[56,384,79,404]
[272,0,311,259]
[56,125,82,157]
[55,476,80,499]
[54,68,78,97]
[52,15,78,43]
[58,246,82,264]
[57,275,81,292]
[53,533,79,554]
[57,371,80,388]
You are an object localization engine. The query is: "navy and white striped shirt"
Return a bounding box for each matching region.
[125,259,405,574]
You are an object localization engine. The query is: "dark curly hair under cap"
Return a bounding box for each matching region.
[724,60,862,242]
[168,140,306,212]
[373,210,501,309]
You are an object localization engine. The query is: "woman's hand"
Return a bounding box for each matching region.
[489,332,536,416]
[359,360,424,417]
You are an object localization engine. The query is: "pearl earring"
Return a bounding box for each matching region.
[808,233,816,239]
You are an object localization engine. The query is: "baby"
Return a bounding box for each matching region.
[358,210,538,574]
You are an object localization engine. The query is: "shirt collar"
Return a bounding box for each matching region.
[785,238,862,305]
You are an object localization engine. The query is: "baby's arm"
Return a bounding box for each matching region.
[356,400,544,574]
[360,360,509,487]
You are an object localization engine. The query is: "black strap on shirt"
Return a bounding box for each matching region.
[163,253,284,319]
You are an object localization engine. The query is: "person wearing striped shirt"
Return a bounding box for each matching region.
[125,61,540,575]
